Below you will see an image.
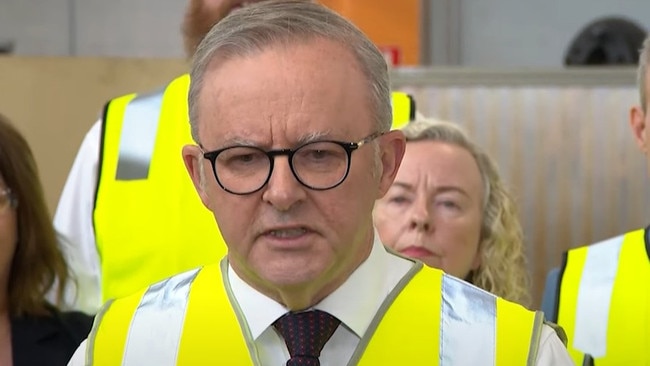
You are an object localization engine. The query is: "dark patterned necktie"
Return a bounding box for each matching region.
[273,310,341,366]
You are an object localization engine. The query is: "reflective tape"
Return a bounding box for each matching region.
[121,268,200,366]
[573,235,623,357]
[115,90,164,180]
[440,274,496,365]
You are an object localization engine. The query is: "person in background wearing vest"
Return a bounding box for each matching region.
[0,113,93,366]
[544,35,650,366]
[374,114,531,307]
[67,2,573,365]
[52,0,272,316]
[53,0,415,315]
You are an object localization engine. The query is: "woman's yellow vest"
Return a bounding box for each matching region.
[93,74,417,303]
[87,261,544,365]
[557,228,650,365]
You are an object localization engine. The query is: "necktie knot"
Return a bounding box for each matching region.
[273,310,341,366]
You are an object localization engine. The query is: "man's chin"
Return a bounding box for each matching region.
[261,267,322,289]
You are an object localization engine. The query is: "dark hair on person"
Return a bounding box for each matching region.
[0,113,69,316]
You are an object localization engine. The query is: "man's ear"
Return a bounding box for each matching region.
[630,106,648,152]
[377,130,406,198]
[182,145,213,210]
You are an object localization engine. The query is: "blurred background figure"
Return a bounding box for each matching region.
[564,16,646,66]
[0,40,12,55]
[0,113,92,366]
[53,0,276,314]
[374,114,531,306]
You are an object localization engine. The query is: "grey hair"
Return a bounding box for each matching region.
[198,152,207,191]
[400,113,530,305]
[188,0,391,144]
[638,36,650,112]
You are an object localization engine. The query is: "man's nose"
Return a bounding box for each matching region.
[261,156,306,211]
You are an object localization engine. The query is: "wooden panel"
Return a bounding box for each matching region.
[320,0,420,65]
[0,56,188,215]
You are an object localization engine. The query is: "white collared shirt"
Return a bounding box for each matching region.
[67,235,574,365]
[229,235,412,365]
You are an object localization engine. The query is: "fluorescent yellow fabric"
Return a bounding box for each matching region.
[93,74,225,302]
[89,291,145,366]
[359,269,540,365]
[496,296,542,365]
[89,263,540,365]
[355,265,441,364]
[391,91,415,129]
[176,264,255,365]
[558,229,650,365]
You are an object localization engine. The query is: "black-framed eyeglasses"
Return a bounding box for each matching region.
[201,131,385,195]
[0,188,17,213]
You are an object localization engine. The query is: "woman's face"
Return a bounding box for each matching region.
[0,179,17,288]
[374,140,483,279]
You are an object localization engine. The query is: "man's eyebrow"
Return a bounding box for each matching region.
[212,136,260,148]
[224,136,258,145]
[216,129,336,149]
[295,130,334,145]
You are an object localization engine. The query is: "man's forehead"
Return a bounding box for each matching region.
[196,44,369,109]
[194,38,373,141]
[202,36,360,74]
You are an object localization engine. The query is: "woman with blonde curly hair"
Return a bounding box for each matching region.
[374,114,530,306]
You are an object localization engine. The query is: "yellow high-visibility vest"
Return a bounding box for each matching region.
[391,91,416,129]
[88,260,543,365]
[93,74,417,303]
[94,74,223,303]
[557,228,650,365]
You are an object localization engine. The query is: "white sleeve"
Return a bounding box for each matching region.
[535,324,576,366]
[66,339,88,366]
[53,120,103,314]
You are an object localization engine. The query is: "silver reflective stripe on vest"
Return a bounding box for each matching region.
[573,235,623,358]
[440,274,496,366]
[121,268,200,366]
[115,89,164,180]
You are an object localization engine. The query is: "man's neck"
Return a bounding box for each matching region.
[273,269,357,311]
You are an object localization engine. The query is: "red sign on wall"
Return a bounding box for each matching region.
[378,45,401,67]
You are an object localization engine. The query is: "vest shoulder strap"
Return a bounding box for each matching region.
[102,74,189,181]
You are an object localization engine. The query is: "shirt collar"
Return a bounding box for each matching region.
[227,232,413,339]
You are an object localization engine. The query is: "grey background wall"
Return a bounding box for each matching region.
[457,0,650,67]
[2,0,650,65]
[0,0,185,57]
